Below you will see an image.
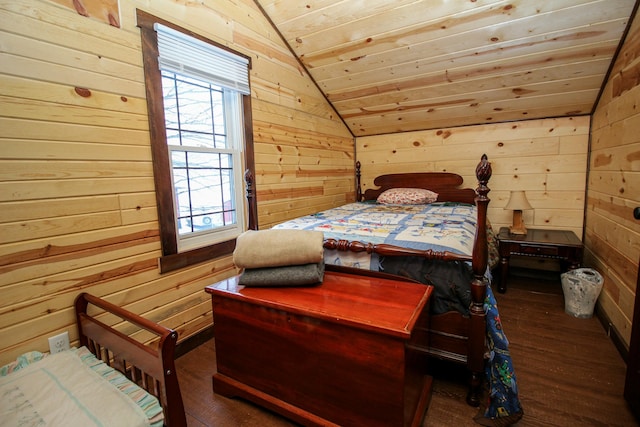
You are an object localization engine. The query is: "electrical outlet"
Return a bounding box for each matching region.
[48,331,70,354]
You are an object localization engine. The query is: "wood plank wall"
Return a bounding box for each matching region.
[3,0,634,365]
[356,116,589,241]
[589,6,640,347]
[0,0,353,365]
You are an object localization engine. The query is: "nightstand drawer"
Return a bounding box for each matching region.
[518,244,559,256]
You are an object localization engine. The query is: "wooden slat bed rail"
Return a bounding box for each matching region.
[74,293,187,427]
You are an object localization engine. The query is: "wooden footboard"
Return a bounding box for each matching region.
[74,293,187,427]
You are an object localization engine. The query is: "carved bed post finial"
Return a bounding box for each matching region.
[245,168,258,230]
[475,153,492,201]
[355,161,362,202]
[473,153,492,274]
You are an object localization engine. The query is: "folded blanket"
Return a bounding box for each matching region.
[233,229,324,269]
[239,262,325,287]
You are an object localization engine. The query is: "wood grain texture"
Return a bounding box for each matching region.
[206,271,432,427]
[1,0,638,384]
[357,116,589,236]
[49,0,120,27]
[256,0,635,136]
[0,0,352,365]
[588,6,640,348]
[175,275,638,427]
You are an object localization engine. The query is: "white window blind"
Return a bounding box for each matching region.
[154,23,250,95]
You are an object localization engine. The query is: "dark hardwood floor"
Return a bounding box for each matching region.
[175,272,639,426]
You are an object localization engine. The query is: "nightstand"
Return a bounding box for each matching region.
[497,227,583,293]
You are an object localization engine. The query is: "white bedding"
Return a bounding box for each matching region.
[0,348,160,427]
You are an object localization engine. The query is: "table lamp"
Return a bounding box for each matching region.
[504,190,532,235]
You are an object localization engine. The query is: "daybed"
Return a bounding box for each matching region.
[0,293,187,427]
[245,154,493,406]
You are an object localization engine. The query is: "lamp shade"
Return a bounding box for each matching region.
[504,191,532,211]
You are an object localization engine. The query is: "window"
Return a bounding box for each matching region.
[137,11,255,272]
[163,73,244,252]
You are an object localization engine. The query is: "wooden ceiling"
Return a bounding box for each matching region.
[255,0,637,137]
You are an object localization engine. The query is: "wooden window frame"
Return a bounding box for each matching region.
[137,10,256,273]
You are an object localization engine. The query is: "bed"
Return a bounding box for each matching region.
[245,154,522,424]
[247,155,491,404]
[0,293,187,427]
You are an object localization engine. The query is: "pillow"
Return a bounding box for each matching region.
[377,188,438,205]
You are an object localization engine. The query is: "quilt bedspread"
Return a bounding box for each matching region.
[273,201,477,267]
[274,201,482,314]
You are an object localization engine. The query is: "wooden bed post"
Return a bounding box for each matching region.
[245,168,258,230]
[355,161,362,202]
[467,154,492,406]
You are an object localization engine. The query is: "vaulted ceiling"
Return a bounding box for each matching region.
[255,0,638,136]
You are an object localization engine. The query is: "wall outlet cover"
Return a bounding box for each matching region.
[48,331,70,354]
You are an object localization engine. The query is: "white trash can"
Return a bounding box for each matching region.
[561,268,604,318]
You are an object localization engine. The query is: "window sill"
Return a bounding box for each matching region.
[159,239,236,273]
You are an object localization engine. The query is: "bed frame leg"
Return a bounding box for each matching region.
[467,371,482,407]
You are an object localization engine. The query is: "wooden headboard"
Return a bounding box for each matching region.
[356,162,476,204]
